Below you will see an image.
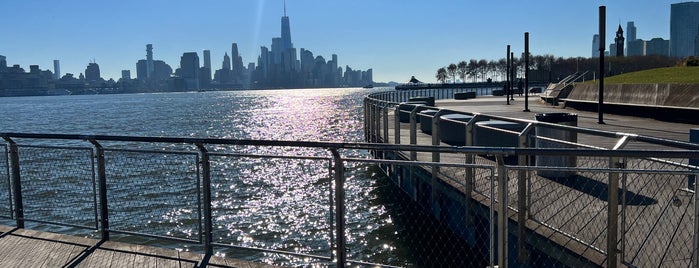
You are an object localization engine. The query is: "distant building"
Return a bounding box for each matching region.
[592,34,600,58]
[614,25,625,57]
[203,49,211,81]
[646,38,670,56]
[146,44,154,78]
[179,52,200,90]
[53,60,60,80]
[121,70,131,80]
[627,39,645,56]
[670,2,699,57]
[626,22,637,45]
[85,62,101,82]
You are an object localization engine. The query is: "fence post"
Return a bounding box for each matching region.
[495,155,509,268]
[431,110,445,210]
[196,144,213,255]
[3,138,23,228]
[394,106,401,145]
[330,149,346,268]
[89,140,109,240]
[607,156,622,268]
[692,128,699,268]
[517,123,535,263]
[409,106,419,161]
[689,128,698,190]
[383,105,389,144]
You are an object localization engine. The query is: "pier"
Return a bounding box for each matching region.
[363,89,699,267]
[0,225,273,267]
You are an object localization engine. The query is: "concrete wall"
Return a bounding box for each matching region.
[567,83,699,108]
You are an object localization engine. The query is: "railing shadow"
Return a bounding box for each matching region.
[544,174,657,206]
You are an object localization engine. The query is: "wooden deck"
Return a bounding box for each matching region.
[0,225,276,268]
[384,96,697,267]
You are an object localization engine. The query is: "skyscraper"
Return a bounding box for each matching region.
[592,34,600,58]
[626,21,637,43]
[203,50,211,71]
[203,49,212,81]
[53,60,60,79]
[281,2,293,51]
[121,70,131,80]
[85,62,101,82]
[179,52,200,90]
[146,44,154,78]
[670,2,699,58]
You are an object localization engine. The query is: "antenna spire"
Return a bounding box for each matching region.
[284,0,287,16]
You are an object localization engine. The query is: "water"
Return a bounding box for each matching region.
[0,88,432,266]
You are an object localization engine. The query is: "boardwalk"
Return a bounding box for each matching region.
[384,95,697,267]
[0,225,276,268]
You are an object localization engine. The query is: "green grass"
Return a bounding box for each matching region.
[596,66,699,84]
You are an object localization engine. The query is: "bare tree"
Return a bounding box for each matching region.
[436,67,448,83]
[447,63,458,83]
[457,61,468,83]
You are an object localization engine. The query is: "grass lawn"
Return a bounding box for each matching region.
[592,66,699,84]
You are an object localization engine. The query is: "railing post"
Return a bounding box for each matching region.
[3,138,23,228]
[374,103,381,142]
[431,110,445,210]
[517,123,534,263]
[694,167,699,268]
[88,140,109,240]
[607,156,621,268]
[409,106,419,161]
[196,144,213,255]
[330,149,346,268]
[495,154,509,268]
[394,106,401,145]
[382,105,389,144]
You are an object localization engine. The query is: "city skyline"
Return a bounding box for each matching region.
[0,0,687,83]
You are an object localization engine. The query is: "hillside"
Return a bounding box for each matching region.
[596,66,699,84]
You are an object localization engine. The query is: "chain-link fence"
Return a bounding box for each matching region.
[0,132,697,267]
[15,145,97,229]
[0,144,11,220]
[104,148,201,242]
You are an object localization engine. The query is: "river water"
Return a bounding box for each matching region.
[0,88,440,266]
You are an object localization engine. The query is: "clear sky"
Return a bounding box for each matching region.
[0,0,684,84]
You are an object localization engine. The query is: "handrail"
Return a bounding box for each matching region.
[2,132,698,158]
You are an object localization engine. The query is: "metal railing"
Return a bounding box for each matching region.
[363,90,699,267]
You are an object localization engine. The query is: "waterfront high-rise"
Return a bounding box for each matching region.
[121,70,131,80]
[146,44,154,78]
[627,22,637,43]
[592,34,600,58]
[203,49,212,82]
[0,55,6,72]
[53,60,60,79]
[85,62,101,82]
[670,2,699,58]
[179,52,200,90]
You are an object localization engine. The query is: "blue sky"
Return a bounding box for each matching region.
[0,0,682,83]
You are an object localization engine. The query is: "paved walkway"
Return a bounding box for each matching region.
[0,225,276,268]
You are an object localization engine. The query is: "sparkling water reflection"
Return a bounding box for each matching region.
[0,88,422,266]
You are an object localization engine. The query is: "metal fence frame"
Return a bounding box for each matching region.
[1,128,698,267]
[364,89,699,268]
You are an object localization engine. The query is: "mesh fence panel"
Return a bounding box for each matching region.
[348,153,493,267]
[208,154,332,266]
[17,145,97,229]
[620,157,695,267]
[104,149,200,241]
[0,144,11,219]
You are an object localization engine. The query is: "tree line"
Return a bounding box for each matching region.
[435,54,680,84]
